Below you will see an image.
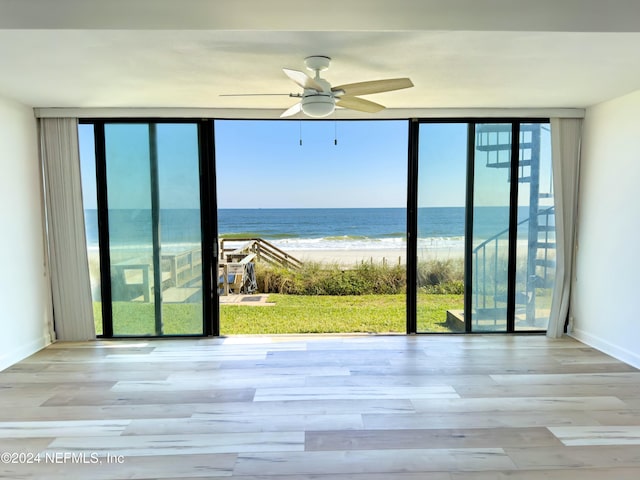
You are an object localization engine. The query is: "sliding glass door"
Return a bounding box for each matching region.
[101,122,205,336]
[514,123,554,331]
[416,123,467,332]
[412,119,553,333]
[471,123,513,331]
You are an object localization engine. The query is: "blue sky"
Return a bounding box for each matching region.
[418,123,468,208]
[79,120,551,210]
[214,120,408,208]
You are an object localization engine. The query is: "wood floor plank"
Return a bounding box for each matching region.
[363,411,601,430]
[588,409,640,426]
[506,445,640,469]
[110,375,307,392]
[305,427,562,450]
[0,437,53,453]
[0,419,130,438]
[124,414,363,435]
[170,365,352,380]
[47,431,304,456]
[0,404,198,422]
[194,399,415,416]
[233,449,516,475]
[306,374,496,387]
[1,453,237,479]
[455,383,640,398]
[491,372,640,385]
[450,467,640,479]
[42,388,255,406]
[411,396,629,413]
[548,426,640,446]
[253,385,458,402]
[162,474,450,480]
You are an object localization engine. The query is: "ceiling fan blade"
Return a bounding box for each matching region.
[280,102,302,118]
[283,68,324,92]
[219,93,293,97]
[332,78,413,96]
[336,96,385,113]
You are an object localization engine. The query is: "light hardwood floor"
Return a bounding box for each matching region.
[1,334,640,479]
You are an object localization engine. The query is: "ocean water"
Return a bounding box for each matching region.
[84,207,519,252]
[219,208,411,251]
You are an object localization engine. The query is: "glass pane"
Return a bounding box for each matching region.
[78,124,102,336]
[214,120,407,335]
[105,123,204,336]
[157,124,203,335]
[472,124,512,331]
[417,123,467,332]
[515,123,555,331]
[105,124,157,335]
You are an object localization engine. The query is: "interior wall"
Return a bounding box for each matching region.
[570,89,640,368]
[0,95,52,371]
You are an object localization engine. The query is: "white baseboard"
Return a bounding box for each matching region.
[569,328,640,369]
[0,335,51,372]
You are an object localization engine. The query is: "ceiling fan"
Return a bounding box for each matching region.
[222,56,414,118]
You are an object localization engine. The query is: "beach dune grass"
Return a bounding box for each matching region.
[256,261,407,295]
[93,293,462,335]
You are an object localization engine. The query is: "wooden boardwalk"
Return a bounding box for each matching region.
[219,294,274,306]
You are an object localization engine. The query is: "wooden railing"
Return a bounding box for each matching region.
[220,238,303,270]
[111,247,201,302]
[219,253,257,296]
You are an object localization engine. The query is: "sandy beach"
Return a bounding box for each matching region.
[291,244,465,266]
[295,248,407,266]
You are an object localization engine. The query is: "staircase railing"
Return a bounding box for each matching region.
[220,238,303,270]
[472,206,555,321]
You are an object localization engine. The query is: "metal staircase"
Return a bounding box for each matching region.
[473,124,555,328]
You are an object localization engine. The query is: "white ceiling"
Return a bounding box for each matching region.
[2,0,640,117]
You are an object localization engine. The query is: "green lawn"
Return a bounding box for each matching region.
[94,293,463,335]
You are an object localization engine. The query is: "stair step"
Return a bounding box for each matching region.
[476,142,535,153]
[519,176,531,183]
[536,258,556,268]
[537,242,556,249]
[476,144,511,152]
[477,124,512,133]
[539,193,553,198]
[474,307,508,321]
[535,275,555,288]
[476,124,539,133]
[517,277,554,290]
[484,161,511,168]
[537,225,555,231]
[485,159,532,169]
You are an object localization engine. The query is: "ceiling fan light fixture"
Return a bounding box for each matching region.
[301,94,335,118]
[225,56,413,118]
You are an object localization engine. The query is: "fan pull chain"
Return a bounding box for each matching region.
[299,121,302,146]
[334,120,338,145]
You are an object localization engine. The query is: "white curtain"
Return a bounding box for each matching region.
[40,118,95,341]
[547,118,583,338]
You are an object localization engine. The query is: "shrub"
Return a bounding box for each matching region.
[417,259,463,288]
[422,280,464,295]
[254,259,463,296]
[254,261,406,295]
